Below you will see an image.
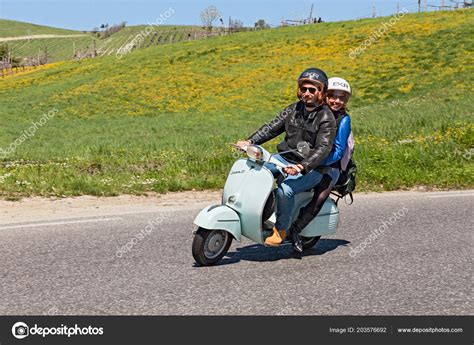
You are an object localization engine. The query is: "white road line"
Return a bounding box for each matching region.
[0,217,122,230]
[428,193,474,198]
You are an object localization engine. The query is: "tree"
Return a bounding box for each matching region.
[229,18,244,32]
[100,22,127,39]
[200,6,221,33]
[254,19,269,29]
[0,44,9,59]
[0,44,21,67]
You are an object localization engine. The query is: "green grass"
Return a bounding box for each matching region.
[0,19,81,38]
[0,10,473,197]
[7,36,96,62]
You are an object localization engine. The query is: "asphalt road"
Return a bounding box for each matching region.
[0,191,472,315]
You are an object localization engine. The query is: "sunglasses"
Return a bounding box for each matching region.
[328,93,349,102]
[299,86,320,94]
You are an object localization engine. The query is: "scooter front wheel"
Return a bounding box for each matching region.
[192,228,233,266]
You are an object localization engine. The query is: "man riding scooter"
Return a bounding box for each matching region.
[235,68,336,251]
[287,77,354,252]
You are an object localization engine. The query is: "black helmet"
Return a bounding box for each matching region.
[297,68,328,90]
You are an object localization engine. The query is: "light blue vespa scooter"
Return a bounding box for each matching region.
[191,143,339,266]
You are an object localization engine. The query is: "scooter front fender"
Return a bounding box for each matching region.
[193,205,242,241]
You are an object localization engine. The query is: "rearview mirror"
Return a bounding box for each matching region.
[246,145,264,162]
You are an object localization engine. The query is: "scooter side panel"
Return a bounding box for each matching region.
[222,159,274,244]
[194,205,242,241]
[294,195,340,237]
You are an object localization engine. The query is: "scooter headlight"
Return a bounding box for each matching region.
[246,145,264,162]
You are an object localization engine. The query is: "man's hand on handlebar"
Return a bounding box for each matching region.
[283,164,304,176]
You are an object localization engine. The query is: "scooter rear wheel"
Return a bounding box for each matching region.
[192,228,233,266]
[301,236,321,250]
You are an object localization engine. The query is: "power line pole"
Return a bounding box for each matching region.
[372,5,377,17]
[418,0,421,12]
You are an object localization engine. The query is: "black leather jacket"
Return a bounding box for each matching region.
[247,101,336,172]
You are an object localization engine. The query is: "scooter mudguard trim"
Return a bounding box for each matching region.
[194,204,242,241]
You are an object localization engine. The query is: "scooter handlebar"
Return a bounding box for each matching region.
[231,144,290,177]
[232,144,288,166]
[268,156,288,168]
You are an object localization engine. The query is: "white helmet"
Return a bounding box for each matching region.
[328,77,351,95]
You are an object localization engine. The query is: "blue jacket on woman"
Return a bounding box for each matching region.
[322,111,351,167]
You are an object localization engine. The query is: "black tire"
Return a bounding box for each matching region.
[301,236,321,250]
[192,228,233,266]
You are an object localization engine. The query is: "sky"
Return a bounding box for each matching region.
[0,0,443,31]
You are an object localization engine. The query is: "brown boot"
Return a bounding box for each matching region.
[264,227,287,246]
[279,229,287,242]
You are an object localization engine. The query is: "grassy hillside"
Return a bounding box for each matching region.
[1,19,207,62]
[5,36,94,62]
[0,19,81,38]
[0,9,473,197]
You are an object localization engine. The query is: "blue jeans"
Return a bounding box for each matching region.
[264,155,340,231]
